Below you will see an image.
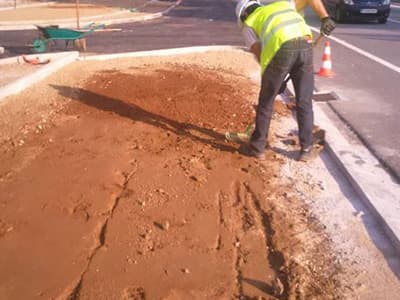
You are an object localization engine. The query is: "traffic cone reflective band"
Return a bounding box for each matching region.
[318,41,333,77]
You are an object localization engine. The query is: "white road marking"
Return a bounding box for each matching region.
[391,4,400,8]
[310,27,400,74]
[388,18,400,23]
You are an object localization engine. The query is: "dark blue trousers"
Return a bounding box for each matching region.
[250,38,314,153]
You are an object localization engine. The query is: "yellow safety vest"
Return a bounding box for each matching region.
[244,1,312,74]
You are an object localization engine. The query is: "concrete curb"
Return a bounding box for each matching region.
[286,77,400,253]
[312,103,400,253]
[79,45,244,61]
[0,0,181,31]
[0,51,79,103]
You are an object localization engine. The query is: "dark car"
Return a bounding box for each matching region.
[323,0,391,23]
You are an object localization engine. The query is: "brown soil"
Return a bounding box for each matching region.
[0,52,340,299]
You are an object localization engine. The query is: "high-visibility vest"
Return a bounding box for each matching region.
[244,1,312,74]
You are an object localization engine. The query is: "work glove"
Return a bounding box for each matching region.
[320,17,336,36]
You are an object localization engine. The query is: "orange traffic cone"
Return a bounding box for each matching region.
[318,41,333,77]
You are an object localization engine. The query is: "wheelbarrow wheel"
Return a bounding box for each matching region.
[32,38,47,53]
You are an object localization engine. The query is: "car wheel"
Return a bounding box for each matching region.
[335,6,345,23]
[378,17,387,24]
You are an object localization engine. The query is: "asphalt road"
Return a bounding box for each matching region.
[1,0,399,181]
[0,0,244,55]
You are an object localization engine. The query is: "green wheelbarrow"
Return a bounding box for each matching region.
[32,23,104,53]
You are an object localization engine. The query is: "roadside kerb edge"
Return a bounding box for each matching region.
[314,102,400,253]
[0,51,79,103]
[78,45,245,61]
[283,76,400,252]
[106,0,183,24]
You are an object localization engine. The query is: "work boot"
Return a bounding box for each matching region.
[298,146,319,162]
[239,144,266,161]
[313,127,326,146]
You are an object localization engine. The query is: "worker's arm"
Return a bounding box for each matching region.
[295,0,336,36]
[295,0,328,18]
[242,26,261,62]
[249,42,261,62]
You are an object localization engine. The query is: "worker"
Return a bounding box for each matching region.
[235,0,335,162]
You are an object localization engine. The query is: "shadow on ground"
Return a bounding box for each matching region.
[51,84,239,154]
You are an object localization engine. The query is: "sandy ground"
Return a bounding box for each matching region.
[1,50,400,300]
[0,0,38,8]
[0,0,172,20]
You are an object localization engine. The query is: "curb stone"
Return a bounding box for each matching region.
[0,51,79,103]
[313,103,400,253]
[78,45,244,61]
[283,80,400,254]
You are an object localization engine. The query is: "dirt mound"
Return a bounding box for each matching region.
[0,61,339,299]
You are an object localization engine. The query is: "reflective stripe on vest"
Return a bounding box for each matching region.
[244,1,312,74]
